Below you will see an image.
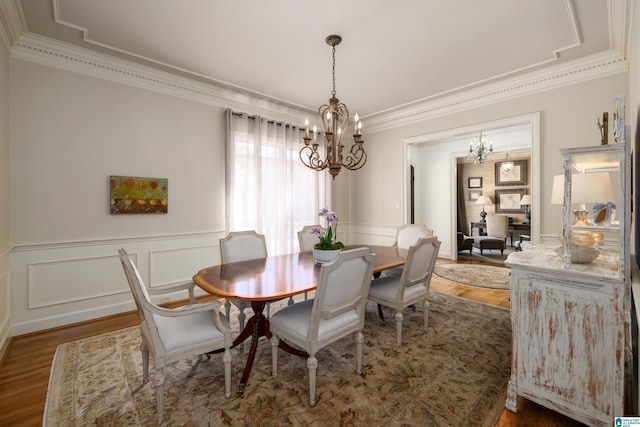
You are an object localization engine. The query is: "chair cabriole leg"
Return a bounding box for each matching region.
[225,300,231,321]
[356,331,363,374]
[423,299,430,330]
[395,311,404,346]
[223,347,232,398]
[238,308,246,332]
[270,335,279,377]
[141,342,149,383]
[307,355,318,406]
[155,367,165,423]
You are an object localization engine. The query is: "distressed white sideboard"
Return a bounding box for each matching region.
[505,245,625,426]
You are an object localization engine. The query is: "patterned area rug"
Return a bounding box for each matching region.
[457,246,516,264]
[434,264,511,290]
[44,293,511,427]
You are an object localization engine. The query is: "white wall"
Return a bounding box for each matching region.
[9,59,230,333]
[4,37,634,336]
[10,60,226,243]
[338,74,628,257]
[0,28,11,360]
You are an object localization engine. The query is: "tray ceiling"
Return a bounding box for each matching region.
[17,0,629,117]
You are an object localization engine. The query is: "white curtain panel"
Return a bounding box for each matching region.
[225,110,330,255]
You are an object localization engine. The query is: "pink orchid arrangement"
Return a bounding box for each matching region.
[312,208,345,250]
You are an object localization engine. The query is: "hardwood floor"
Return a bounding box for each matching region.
[433,258,585,427]
[0,257,586,426]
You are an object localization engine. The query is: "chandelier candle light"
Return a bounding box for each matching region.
[299,35,367,179]
[468,132,494,164]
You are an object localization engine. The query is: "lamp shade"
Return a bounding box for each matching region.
[551,172,613,205]
[519,195,532,206]
[476,195,493,205]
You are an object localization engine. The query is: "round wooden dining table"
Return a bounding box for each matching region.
[193,245,407,397]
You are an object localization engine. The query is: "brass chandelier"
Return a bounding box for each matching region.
[299,35,366,179]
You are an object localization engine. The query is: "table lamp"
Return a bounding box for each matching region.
[551,172,613,262]
[475,195,493,222]
[519,194,531,224]
[551,172,613,223]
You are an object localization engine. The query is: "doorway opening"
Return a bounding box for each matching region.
[410,164,415,224]
[403,113,540,260]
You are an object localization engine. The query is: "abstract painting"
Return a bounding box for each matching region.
[110,176,168,214]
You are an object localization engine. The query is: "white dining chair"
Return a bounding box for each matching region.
[269,248,376,406]
[368,236,440,346]
[220,230,269,330]
[297,224,326,252]
[118,249,232,423]
[297,224,326,301]
[386,224,433,277]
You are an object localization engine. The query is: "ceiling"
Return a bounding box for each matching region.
[15,1,630,119]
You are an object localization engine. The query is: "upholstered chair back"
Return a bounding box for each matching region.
[486,215,509,240]
[298,225,326,251]
[393,224,433,249]
[220,230,268,263]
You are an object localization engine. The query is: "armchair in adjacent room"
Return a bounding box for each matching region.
[472,214,508,255]
[457,232,473,255]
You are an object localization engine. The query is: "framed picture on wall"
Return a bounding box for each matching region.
[495,189,526,214]
[110,175,169,214]
[468,177,483,188]
[495,160,527,186]
[468,189,482,201]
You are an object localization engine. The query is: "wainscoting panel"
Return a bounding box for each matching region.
[10,232,224,335]
[149,245,218,287]
[346,223,453,259]
[28,254,129,309]
[348,223,398,247]
[8,224,465,336]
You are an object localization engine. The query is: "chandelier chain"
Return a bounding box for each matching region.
[331,44,336,97]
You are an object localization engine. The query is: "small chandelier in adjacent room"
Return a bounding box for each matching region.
[468,132,493,164]
[501,152,514,173]
[299,35,366,179]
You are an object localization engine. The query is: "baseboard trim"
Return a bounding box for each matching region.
[11,300,136,336]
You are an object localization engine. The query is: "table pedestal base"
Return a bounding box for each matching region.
[233,300,307,397]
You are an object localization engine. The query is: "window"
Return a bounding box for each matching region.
[226,110,330,255]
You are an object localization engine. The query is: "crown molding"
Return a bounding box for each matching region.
[609,0,634,56]
[0,0,26,52]
[10,32,628,135]
[10,33,310,125]
[363,50,628,133]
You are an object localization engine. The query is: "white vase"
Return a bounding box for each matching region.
[312,248,341,264]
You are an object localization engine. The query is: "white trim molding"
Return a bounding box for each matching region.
[364,51,627,133]
[11,33,312,126]
[9,27,629,136]
[0,0,26,52]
